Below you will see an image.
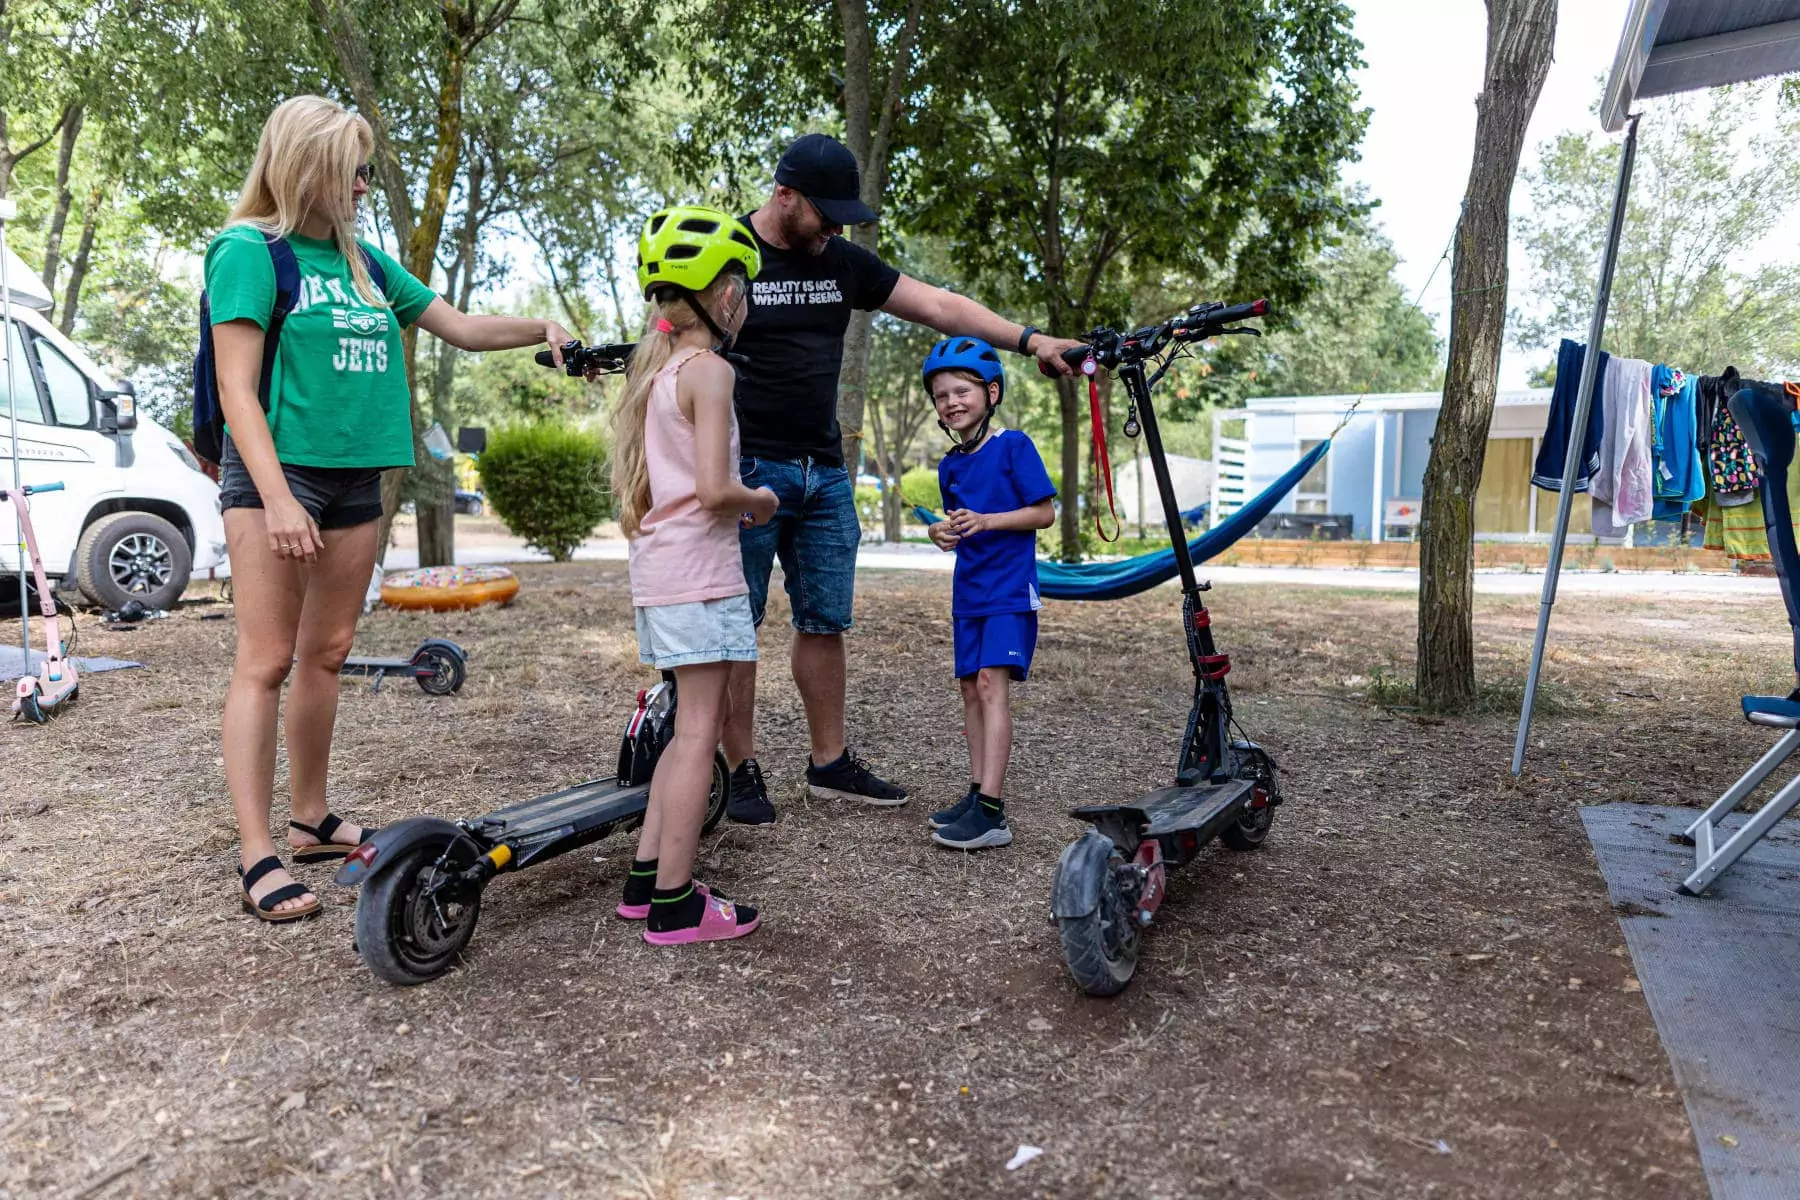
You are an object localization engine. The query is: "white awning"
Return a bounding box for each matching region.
[1602,0,1800,131]
[2,244,53,313]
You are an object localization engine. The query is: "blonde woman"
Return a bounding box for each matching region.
[208,96,573,921]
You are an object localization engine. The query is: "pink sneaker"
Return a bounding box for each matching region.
[642,889,760,946]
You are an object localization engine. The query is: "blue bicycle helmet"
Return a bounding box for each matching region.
[921,336,1005,406]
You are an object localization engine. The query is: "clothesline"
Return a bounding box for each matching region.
[1534,338,1779,562]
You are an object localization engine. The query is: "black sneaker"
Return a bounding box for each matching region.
[929,784,980,830]
[806,748,908,807]
[726,758,776,825]
[931,800,1012,850]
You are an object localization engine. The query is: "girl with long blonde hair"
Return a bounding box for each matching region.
[211,95,575,921]
[609,205,776,945]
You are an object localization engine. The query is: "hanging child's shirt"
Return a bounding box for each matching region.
[937,429,1057,616]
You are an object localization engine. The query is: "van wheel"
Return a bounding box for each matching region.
[75,512,191,611]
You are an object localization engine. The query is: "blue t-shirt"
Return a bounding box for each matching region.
[938,429,1057,617]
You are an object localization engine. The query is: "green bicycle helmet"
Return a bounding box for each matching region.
[637,206,761,298]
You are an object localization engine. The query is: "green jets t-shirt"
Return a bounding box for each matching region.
[202,226,438,469]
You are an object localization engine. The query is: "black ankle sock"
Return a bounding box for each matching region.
[622,857,659,905]
[977,793,1004,819]
[969,781,981,797]
[647,881,706,932]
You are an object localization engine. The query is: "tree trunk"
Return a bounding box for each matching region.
[833,0,925,470]
[40,104,83,311]
[310,0,494,568]
[58,184,100,336]
[1056,373,1080,560]
[1416,0,1557,711]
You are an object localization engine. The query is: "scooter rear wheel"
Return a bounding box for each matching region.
[356,841,482,985]
[700,751,729,834]
[412,643,467,696]
[1057,851,1139,997]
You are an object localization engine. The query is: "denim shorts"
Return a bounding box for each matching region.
[737,456,861,634]
[636,594,760,669]
[218,438,385,530]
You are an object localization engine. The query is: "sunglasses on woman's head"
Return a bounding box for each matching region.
[354,163,373,183]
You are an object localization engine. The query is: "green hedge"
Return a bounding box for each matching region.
[478,422,611,562]
[900,466,942,512]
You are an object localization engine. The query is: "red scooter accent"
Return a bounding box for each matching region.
[1132,839,1167,922]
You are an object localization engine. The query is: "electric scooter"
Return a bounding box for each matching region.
[338,638,468,694]
[1047,300,1286,996]
[336,670,727,984]
[3,481,77,724]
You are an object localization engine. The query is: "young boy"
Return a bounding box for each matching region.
[922,337,1057,850]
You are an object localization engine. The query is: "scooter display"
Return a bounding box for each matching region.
[1046,300,1286,996]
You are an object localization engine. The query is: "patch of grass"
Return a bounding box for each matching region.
[1363,668,1572,716]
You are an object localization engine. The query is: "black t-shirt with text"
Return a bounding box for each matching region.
[732,216,901,465]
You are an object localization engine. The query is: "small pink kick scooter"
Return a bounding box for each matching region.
[3,481,77,723]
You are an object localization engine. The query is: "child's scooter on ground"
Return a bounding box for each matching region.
[334,671,726,984]
[3,482,78,724]
[1046,300,1285,996]
[338,638,468,694]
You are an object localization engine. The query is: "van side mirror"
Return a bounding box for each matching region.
[100,380,137,431]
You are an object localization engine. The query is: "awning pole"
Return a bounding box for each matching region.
[1512,113,1641,775]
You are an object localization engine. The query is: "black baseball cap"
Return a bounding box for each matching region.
[774,133,878,227]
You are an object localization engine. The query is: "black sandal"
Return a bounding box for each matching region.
[289,813,379,863]
[240,855,320,923]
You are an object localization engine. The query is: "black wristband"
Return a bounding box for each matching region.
[1016,325,1038,355]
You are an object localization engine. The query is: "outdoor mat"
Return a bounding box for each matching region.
[1581,802,1800,1199]
[0,644,143,675]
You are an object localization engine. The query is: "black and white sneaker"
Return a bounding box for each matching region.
[726,758,776,825]
[806,748,908,807]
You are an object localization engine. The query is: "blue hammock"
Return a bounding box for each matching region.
[912,440,1329,602]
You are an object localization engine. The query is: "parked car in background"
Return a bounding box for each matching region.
[3,255,227,610]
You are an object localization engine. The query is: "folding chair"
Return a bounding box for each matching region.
[1680,379,1800,895]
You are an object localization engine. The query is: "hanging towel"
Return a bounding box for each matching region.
[1595,356,1655,526]
[1652,372,1706,520]
[1532,338,1608,492]
[1695,368,1741,459]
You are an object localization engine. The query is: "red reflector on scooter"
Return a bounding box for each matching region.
[335,840,379,886]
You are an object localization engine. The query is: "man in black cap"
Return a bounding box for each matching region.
[723,131,1085,824]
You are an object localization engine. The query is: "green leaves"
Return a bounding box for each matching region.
[1513,81,1800,377]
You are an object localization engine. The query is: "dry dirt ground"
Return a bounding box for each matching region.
[3,560,1780,1199]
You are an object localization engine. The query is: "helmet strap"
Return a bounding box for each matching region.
[943,404,997,455]
[678,290,737,357]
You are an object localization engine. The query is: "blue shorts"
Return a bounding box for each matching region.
[954,612,1038,680]
[635,594,760,670]
[738,456,861,634]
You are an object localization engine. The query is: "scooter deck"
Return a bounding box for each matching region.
[468,776,647,842]
[1075,778,1253,839]
[340,657,420,674]
[1138,779,1254,837]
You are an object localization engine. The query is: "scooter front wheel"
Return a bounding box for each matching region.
[355,842,483,986]
[1057,850,1140,997]
[15,691,46,725]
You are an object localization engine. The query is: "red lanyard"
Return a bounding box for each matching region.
[1084,359,1121,542]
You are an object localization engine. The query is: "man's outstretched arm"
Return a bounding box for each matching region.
[881,274,1087,377]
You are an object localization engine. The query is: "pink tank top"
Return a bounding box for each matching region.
[628,347,749,607]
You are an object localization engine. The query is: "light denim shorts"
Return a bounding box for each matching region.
[635,594,760,669]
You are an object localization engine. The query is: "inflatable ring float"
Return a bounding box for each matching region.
[380,565,519,612]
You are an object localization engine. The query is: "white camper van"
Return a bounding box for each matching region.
[2,245,227,611]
